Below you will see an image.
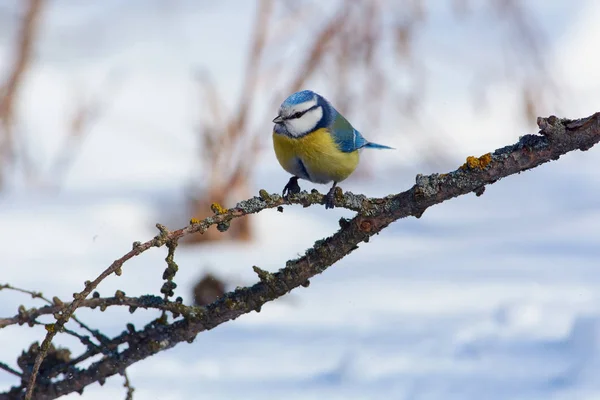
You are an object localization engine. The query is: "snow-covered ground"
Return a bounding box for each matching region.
[1,1,600,399]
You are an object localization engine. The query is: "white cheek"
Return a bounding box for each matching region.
[286,107,323,137]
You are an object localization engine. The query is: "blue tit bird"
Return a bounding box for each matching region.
[272,89,394,209]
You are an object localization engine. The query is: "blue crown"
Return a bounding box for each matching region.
[282,90,317,107]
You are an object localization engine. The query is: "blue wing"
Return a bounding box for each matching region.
[330,111,367,153]
[329,109,395,152]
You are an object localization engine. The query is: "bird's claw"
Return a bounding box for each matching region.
[282,176,301,200]
[325,187,336,209]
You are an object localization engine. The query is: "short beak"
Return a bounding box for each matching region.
[272,115,284,124]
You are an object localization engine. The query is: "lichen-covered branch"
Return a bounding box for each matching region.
[0,294,186,329]
[5,112,599,399]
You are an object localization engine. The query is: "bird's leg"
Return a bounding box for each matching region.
[282,176,301,200]
[325,181,338,209]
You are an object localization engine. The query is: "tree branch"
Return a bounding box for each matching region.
[0,284,107,347]
[0,294,186,329]
[0,362,21,379]
[9,112,600,399]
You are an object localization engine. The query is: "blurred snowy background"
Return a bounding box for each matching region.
[1,0,600,399]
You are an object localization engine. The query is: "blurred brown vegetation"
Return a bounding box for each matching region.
[193,272,226,306]
[0,0,112,191]
[186,0,554,243]
[0,0,43,188]
[0,0,554,243]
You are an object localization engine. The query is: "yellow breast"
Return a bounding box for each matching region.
[272,128,359,184]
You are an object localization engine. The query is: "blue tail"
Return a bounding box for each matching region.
[364,142,395,150]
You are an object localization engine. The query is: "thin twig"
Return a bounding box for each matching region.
[0,284,105,346]
[122,371,134,400]
[28,320,101,355]
[0,295,184,329]
[0,361,21,378]
[0,283,44,301]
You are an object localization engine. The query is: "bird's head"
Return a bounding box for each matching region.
[273,90,330,137]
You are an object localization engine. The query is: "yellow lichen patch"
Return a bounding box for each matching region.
[258,189,270,201]
[478,153,492,168]
[189,217,200,225]
[210,202,228,215]
[460,153,492,170]
[224,297,235,309]
[334,186,344,199]
[148,340,161,352]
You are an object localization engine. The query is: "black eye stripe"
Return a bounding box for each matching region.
[286,105,319,120]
